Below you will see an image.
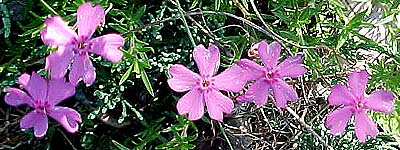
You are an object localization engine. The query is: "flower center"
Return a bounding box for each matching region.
[34,100,50,113]
[78,42,85,49]
[202,79,210,87]
[355,102,364,109]
[266,70,274,79]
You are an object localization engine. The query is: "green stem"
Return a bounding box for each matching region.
[174,0,196,47]
[39,0,59,16]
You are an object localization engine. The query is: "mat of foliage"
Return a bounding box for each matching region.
[0,0,399,149]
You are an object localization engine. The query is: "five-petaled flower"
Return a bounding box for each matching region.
[237,40,306,108]
[4,72,81,137]
[326,70,395,142]
[167,44,249,121]
[41,2,124,85]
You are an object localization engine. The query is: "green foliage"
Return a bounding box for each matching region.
[1,0,400,149]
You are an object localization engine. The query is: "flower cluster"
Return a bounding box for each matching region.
[167,40,395,143]
[168,40,306,120]
[3,2,395,143]
[3,2,124,137]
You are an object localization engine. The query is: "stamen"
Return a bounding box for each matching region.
[202,80,210,87]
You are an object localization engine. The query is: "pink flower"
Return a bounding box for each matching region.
[4,72,81,137]
[237,40,306,108]
[167,44,249,121]
[326,70,395,142]
[41,2,124,85]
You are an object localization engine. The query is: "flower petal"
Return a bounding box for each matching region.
[276,53,306,78]
[237,59,265,80]
[89,34,124,63]
[237,79,271,105]
[212,65,248,92]
[354,111,378,142]
[205,89,233,121]
[20,111,48,137]
[24,72,47,102]
[348,70,369,98]
[167,64,201,92]
[41,16,77,46]
[47,79,76,106]
[18,73,30,87]
[365,90,395,114]
[48,107,82,133]
[176,88,205,120]
[258,41,281,69]
[271,79,298,108]
[4,88,33,107]
[69,54,96,85]
[193,44,220,77]
[77,2,105,40]
[328,84,355,106]
[45,46,74,79]
[325,106,353,136]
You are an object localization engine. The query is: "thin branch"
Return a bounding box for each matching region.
[58,128,78,150]
[286,107,333,150]
[249,0,317,50]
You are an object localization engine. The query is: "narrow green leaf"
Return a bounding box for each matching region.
[112,140,130,150]
[119,63,134,85]
[328,0,345,9]
[140,67,154,96]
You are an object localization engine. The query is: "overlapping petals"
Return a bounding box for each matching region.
[168,44,248,121]
[41,2,124,85]
[325,70,395,142]
[176,88,205,120]
[237,40,306,108]
[4,72,79,137]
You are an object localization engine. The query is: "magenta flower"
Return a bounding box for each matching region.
[326,70,395,142]
[4,72,81,137]
[237,40,306,108]
[41,2,124,85]
[167,44,249,121]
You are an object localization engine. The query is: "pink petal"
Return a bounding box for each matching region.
[258,41,281,69]
[328,85,355,106]
[69,54,96,85]
[276,53,306,78]
[176,88,205,120]
[41,16,77,46]
[24,72,47,102]
[348,70,369,98]
[364,90,395,114]
[4,88,33,107]
[237,59,265,80]
[354,111,378,142]
[167,64,201,92]
[325,106,353,136]
[47,79,76,106]
[237,79,271,105]
[193,44,220,77]
[77,2,105,40]
[89,34,124,63]
[20,111,48,137]
[18,73,30,87]
[204,89,234,121]
[48,107,82,133]
[45,46,74,79]
[271,79,297,108]
[212,65,248,92]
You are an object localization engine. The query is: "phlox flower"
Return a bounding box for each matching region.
[167,44,249,121]
[326,70,395,142]
[237,40,306,108]
[41,2,124,85]
[4,72,81,137]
